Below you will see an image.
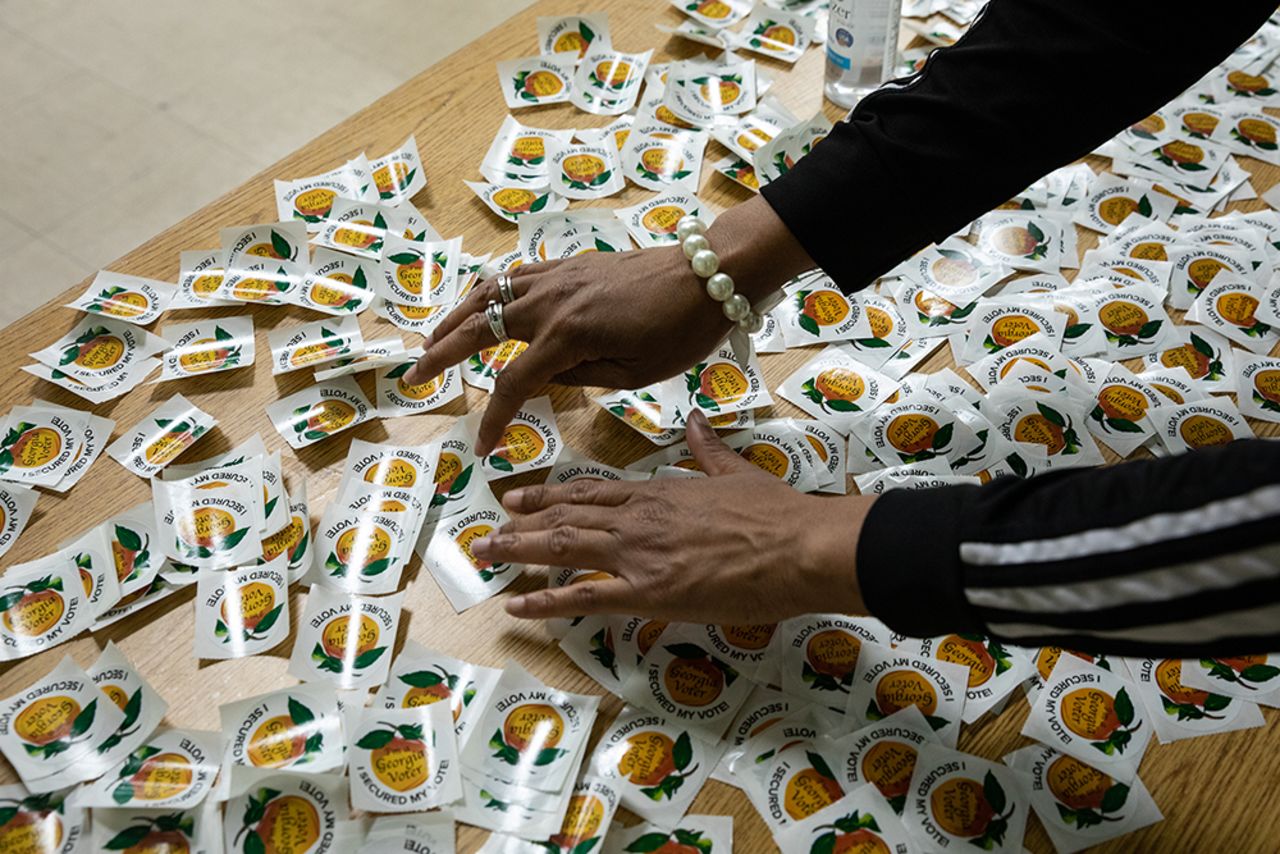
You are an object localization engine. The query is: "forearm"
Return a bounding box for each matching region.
[761,0,1277,293]
[855,440,1280,657]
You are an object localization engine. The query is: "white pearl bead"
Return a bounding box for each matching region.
[676,216,707,241]
[682,234,709,259]
[691,249,720,278]
[706,272,734,301]
[723,293,750,321]
[740,312,765,334]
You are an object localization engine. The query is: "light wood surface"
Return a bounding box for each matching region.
[0,3,1277,852]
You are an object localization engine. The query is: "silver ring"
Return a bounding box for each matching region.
[485,300,509,341]
[496,273,516,304]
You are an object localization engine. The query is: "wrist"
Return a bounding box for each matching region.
[707,196,817,303]
[795,494,874,616]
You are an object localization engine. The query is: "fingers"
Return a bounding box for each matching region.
[476,343,568,456]
[405,312,503,386]
[436,265,542,346]
[500,504,620,534]
[406,293,544,387]
[504,577,635,619]
[686,410,760,477]
[501,478,636,514]
[403,269,539,384]
[471,526,618,568]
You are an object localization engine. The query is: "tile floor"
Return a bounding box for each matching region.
[0,0,534,328]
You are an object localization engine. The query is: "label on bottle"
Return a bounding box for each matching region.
[826,0,902,83]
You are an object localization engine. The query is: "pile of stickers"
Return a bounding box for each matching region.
[474,4,829,229]
[15,135,496,424]
[0,431,310,661]
[1,1,1279,852]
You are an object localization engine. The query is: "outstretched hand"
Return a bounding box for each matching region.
[403,197,815,455]
[472,410,875,625]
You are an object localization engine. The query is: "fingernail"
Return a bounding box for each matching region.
[689,409,712,434]
[422,332,434,348]
[471,535,493,556]
[504,595,528,616]
[502,488,526,509]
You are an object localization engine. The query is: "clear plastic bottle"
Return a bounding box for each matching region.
[825,0,904,108]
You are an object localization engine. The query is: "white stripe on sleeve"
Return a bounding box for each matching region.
[959,484,1280,567]
[965,543,1280,613]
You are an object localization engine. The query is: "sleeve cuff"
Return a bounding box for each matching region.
[759,124,914,295]
[855,484,986,639]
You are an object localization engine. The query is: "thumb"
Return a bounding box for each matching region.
[686,410,758,477]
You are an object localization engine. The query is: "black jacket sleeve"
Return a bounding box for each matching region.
[856,438,1280,658]
[760,0,1278,292]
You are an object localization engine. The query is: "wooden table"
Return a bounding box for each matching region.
[0,2,1276,852]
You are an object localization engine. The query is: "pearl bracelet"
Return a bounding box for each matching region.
[677,215,765,334]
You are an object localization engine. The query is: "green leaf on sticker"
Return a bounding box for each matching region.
[356,728,395,750]
[253,603,284,635]
[664,643,707,660]
[220,527,250,551]
[115,525,143,552]
[1101,782,1130,813]
[1242,663,1280,683]
[625,832,672,853]
[361,558,393,577]
[104,825,152,850]
[672,731,693,770]
[931,422,954,450]
[354,646,388,670]
[120,689,142,730]
[400,670,446,689]
[533,746,567,766]
[983,769,1007,815]
[925,714,950,731]
[1036,402,1066,427]
[1114,687,1135,726]
[69,699,97,738]
[271,230,293,260]
[291,694,316,728]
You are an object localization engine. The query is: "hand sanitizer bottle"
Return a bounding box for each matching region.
[825,0,904,108]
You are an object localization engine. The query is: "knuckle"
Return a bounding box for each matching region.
[535,589,559,613]
[553,276,578,301]
[635,495,672,527]
[567,479,598,504]
[573,580,599,610]
[548,525,578,558]
[463,312,491,340]
[521,484,549,511]
[545,504,570,528]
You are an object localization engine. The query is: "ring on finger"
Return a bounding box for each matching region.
[485,300,509,342]
[497,273,517,305]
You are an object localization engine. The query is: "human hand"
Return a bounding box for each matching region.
[404,196,815,455]
[471,410,876,625]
